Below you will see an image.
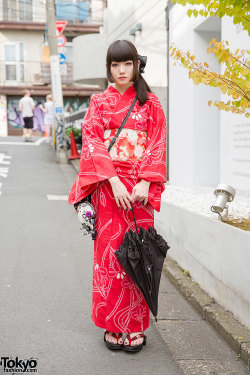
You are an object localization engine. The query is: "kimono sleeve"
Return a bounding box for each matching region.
[138,95,167,212]
[68,95,118,205]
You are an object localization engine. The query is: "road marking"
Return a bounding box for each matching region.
[0,138,47,146]
[47,195,68,200]
[0,153,11,195]
[0,154,11,164]
[35,137,48,145]
[0,167,8,178]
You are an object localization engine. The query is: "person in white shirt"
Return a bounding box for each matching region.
[40,94,54,139]
[19,90,35,142]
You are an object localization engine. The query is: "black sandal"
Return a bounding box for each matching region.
[104,330,123,350]
[123,333,147,353]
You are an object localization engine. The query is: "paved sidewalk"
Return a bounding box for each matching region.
[155,266,250,374]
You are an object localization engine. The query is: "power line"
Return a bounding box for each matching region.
[107,1,146,37]
[114,0,166,40]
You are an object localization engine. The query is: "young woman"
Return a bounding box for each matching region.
[68,40,167,353]
[40,94,53,138]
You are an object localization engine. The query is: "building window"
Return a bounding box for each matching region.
[55,0,89,23]
[3,0,33,22]
[4,43,24,83]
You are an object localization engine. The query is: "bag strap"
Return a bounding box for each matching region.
[108,95,138,152]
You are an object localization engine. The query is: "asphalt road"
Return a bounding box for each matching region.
[0,137,184,375]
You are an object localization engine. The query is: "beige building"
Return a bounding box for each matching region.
[0,0,105,135]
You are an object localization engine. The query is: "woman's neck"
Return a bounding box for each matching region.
[114,82,133,95]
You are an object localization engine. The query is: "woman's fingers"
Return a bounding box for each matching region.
[115,197,120,208]
[123,196,132,210]
[112,179,138,209]
[115,195,133,210]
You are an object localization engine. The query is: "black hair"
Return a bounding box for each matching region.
[106,40,151,106]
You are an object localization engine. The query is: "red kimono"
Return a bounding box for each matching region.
[68,84,167,333]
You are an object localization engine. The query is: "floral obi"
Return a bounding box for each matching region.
[103,128,147,162]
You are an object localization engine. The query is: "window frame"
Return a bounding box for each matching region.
[3,42,25,85]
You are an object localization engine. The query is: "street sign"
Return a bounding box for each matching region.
[56,20,67,35]
[55,107,63,114]
[59,53,66,65]
[57,34,66,48]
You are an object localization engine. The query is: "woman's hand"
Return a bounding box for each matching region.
[109,176,133,210]
[131,179,150,206]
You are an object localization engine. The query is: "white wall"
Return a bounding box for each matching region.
[193,30,221,186]
[155,202,250,328]
[169,4,221,187]
[74,33,108,88]
[220,17,250,204]
[0,30,43,62]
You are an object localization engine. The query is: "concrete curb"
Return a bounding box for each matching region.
[69,158,80,173]
[162,255,250,370]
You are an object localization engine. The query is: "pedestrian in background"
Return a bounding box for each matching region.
[19,90,35,142]
[68,40,167,353]
[40,94,54,140]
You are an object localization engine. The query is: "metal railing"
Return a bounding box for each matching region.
[0,0,104,24]
[64,109,88,146]
[0,60,73,86]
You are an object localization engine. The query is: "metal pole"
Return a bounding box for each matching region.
[165,0,174,182]
[46,0,68,164]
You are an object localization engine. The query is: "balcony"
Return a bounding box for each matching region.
[0,60,74,88]
[0,0,104,29]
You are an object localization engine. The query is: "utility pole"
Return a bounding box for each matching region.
[46,0,68,164]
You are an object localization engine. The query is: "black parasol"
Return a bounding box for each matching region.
[115,204,170,321]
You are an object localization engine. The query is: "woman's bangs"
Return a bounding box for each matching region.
[109,41,136,63]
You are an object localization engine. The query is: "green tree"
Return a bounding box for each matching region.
[170,0,250,117]
[170,39,250,117]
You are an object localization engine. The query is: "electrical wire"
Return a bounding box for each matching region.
[113,0,166,39]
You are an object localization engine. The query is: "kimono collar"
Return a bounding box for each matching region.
[108,84,136,98]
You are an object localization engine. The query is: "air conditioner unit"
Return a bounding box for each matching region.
[32,73,43,85]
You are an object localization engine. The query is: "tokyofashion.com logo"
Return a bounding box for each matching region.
[0,356,38,372]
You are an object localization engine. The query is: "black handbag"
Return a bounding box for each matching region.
[75,95,138,239]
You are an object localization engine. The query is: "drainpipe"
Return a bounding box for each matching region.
[165,0,174,182]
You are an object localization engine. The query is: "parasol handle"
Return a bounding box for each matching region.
[130,203,139,236]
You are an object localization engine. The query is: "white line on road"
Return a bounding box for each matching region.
[0,154,12,164]
[47,195,68,200]
[0,138,47,146]
[0,153,11,195]
[0,167,9,178]
[35,137,48,145]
